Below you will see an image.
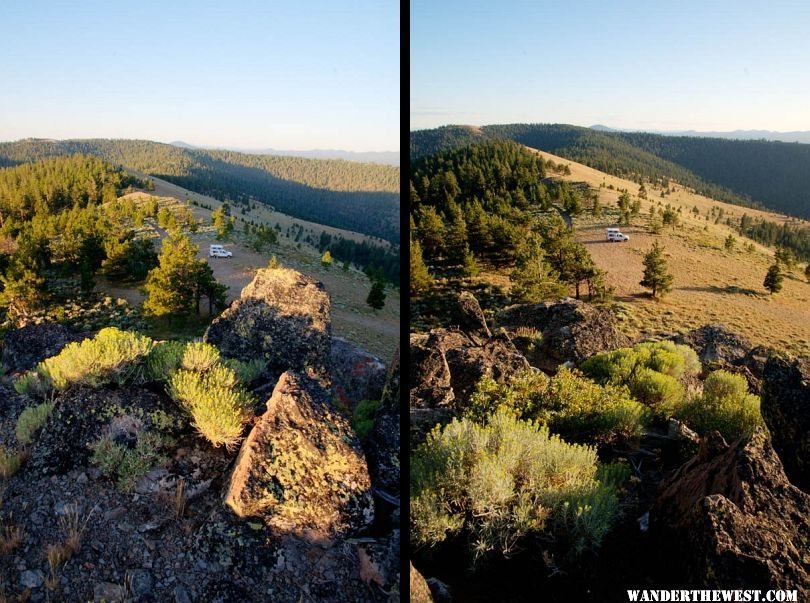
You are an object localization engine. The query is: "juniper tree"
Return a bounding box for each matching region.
[764,263,783,294]
[640,242,673,298]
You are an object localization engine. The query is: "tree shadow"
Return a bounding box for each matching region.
[678,284,762,297]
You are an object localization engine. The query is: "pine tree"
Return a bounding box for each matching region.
[640,242,673,298]
[366,279,386,310]
[414,206,446,260]
[144,235,206,317]
[410,237,433,295]
[724,234,736,251]
[805,263,810,284]
[764,263,783,294]
[510,236,567,303]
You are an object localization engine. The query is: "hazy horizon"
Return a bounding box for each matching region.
[0,1,399,153]
[411,0,810,133]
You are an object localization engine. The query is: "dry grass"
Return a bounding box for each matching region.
[0,524,23,555]
[525,148,810,356]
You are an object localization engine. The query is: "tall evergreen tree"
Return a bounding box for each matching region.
[366,279,386,310]
[640,242,673,298]
[410,237,433,295]
[144,235,206,317]
[764,263,783,294]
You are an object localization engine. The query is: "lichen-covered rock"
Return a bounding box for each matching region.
[366,345,400,497]
[760,353,810,492]
[674,324,752,368]
[451,291,491,339]
[650,430,810,590]
[224,371,373,538]
[330,336,387,411]
[1,323,81,374]
[410,563,434,603]
[494,297,630,366]
[409,328,529,448]
[205,268,331,386]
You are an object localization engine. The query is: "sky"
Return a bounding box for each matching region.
[411,0,810,132]
[0,0,399,151]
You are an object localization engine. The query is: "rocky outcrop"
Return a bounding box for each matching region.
[205,268,331,385]
[650,430,810,590]
[410,563,434,603]
[366,346,400,498]
[451,291,491,339]
[330,337,387,410]
[410,328,529,448]
[224,371,373,538]
[1,323,80,374]
[674,324,752,368]
[760,354,810,492]
[494,298,630,366]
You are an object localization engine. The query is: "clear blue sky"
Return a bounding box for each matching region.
[411,0,810,132]
[0,0,399,151]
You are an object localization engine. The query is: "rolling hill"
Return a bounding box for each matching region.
[410,123,810,220]
[0,138,401,243]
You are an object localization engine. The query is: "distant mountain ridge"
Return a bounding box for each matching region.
[0,138,400,243]
[169,141,399,166]
[410,123,810,220]
[589,125,810,144]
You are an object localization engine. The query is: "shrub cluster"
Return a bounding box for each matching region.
[167,346,253,449]
[410,410,626,563]
[15,400,55,445]
[90,432,171,492]
[467,368,648,444]
[674,370,763,442]
[26,327,154,392]
[580,341,700,417]
[351,399,380,440]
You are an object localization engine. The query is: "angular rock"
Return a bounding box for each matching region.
[2,323,80,374]
[451,291,491,339]
[674,323,752,368]
[330,336,387,410]
[366,345,400,497]
[650,430,810,590]
[20,569,44,589]
[495,297,631,366]
[409,328,529,448]
[410,563,434,603]
[94,582,126,602]
[760,353,810,492]
[205,267,331,385]
[225,371,373,538]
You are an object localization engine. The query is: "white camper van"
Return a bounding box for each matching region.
[606,228,629,242]
[209,244,232,258]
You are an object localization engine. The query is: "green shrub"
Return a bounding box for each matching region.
[180,341,221,373]
[628,367,685,417]
[146,340,187,381]
[351,399,380,440]
[36,327,154,391]
[12,370,49,398]
[466,369,549,423]
[539,368,649,443]
[466,368,647,444]
[167,366,252,450]
[15,400,55,445]
[410,411,623,563]
[90,432,171,492]
[0,447,24,479]
[222,357,266,385]
[674,370,763,442]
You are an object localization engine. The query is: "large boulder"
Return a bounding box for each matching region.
[650,430,810,590]
[330,337,387,411]
[760,354,810,492]
[410,563,434,603]
[366,346,400,498]
[410,328,529,448]
[450,291,491,339]
[674,324,752,368]
[1,323,80,374]
[205,268,331,386]
[494,298,631,366]
[224,371,373,539]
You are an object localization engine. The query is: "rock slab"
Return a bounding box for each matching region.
[225,371,373,538]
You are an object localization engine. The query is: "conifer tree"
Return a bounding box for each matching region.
[764,263,783,294]
[366,279,386,310]
[640,242,673,298]
[410,237,433,295]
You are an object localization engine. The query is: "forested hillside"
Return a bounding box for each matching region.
[0,139,400,243]
[412,124,810,220]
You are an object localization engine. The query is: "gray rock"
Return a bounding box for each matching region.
[94,582,126,602]
[205,267,332,387]
[366,345,401,497]
[126,569,154,597]
[330,336,387,410]
[174,585,192,603]
[20,569,44,589]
